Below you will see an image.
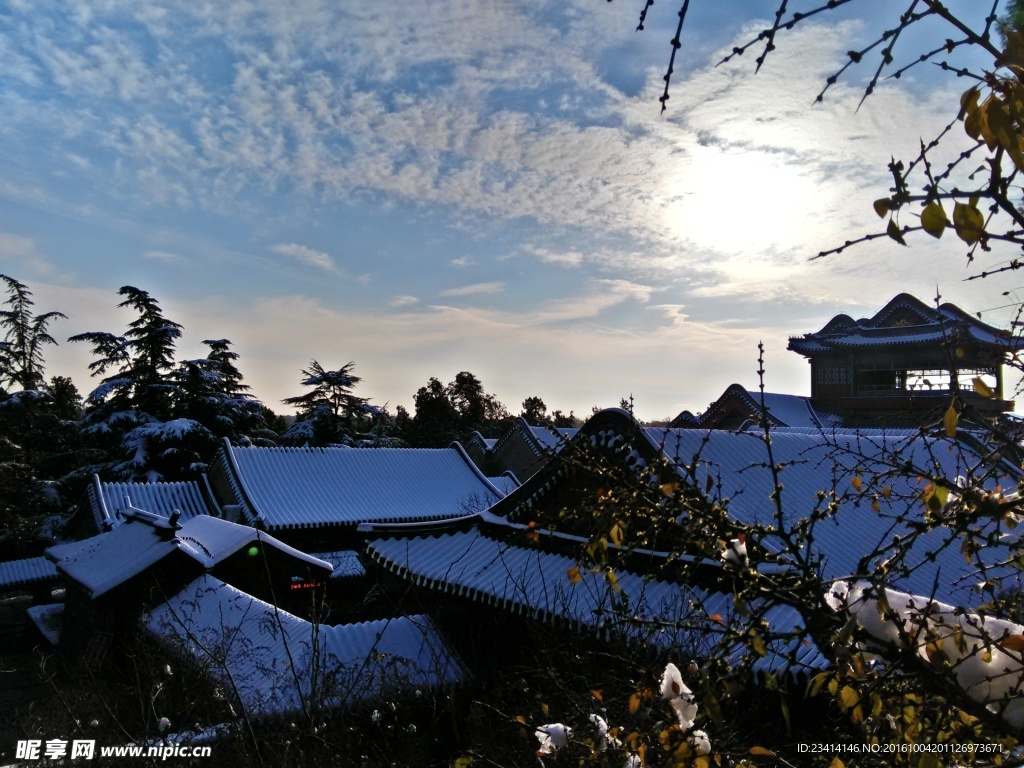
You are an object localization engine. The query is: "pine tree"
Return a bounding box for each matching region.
[0,274,66,392]
[282,360,367,446]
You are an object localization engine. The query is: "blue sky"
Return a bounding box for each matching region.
[0,0,1016,420]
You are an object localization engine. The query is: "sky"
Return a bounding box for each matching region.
[0,0,1019,421]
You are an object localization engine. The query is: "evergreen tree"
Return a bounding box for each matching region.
[0,274,66,391]
[520,396,550,426]
[172,339,274,445]
[281,360,367,446]
[71,287,213,481]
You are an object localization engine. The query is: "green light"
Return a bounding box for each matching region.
[248,545,259,557]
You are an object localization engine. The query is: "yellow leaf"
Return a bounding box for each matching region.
[541,702,549,716]
[829,758,846,768]
[567,566,582,585]
[454,756,475,768]
[964,92,986,140]
[984,97,1016,152]
[628,693,642,714]
[807,671,831,698]
[750,631,767,658]
[960,86,980,118]
[851,475,863,491]
[882,486,892,498]
[660,482,678,497]
[750,746,776,756]
[638,743,648,766]
[920,201,948,238]
[606,568,621,593]
[609,522,625,547]
[838,685,859,712]
[694,757,710,768]
[1002,634,1024,653]
[590,688,603,701]
[873,198,892,218]
[952,201,985,244]
[973,376,997,398]
[944,401,959,438]
[886,218,907,245]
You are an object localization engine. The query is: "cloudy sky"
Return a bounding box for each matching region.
[0,0,1015,420]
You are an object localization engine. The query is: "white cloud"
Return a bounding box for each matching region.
[270,243,337,272]
[526,245,583,268]
[389,295,418,307]
[0,232,54,276]
[450,256,473,267]
[438,281,505,297]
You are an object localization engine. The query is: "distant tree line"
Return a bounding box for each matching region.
[0,276,586,558]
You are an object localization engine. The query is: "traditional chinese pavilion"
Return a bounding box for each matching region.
[788,293,1019,422]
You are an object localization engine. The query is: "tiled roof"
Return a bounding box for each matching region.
[0,556,59,591]
[26,602,63,645]
[86,474,214,532]
[486,472,521,496]
[176,515,330,572]
[47,511,331,599]
[311,551,366,579]
[496,409,1021,609]
[214,441,504,530]
[365,519,826,677]
[643,426,1020,604]
[788,293,1019,355]
[674,384,823,429]
[145,574,465,718]
[491,419,576,458]
[47,519,185,599]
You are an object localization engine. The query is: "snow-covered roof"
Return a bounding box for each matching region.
[175,515,329,572]
[496,409,1022,608]
[365,518,825,677]
[486,471,521,496]
[670,384,823,430]
[310,551,366,579]
[0,556,59,591]
[642,426,1022,603]
[145,574,465,718]
[27,603,63,645]
[212,440,505,530]
[47,518,187,599]
[788,293,1020,356]
[490,418,576,458]
[47,511,331,599]
[85,474,215,532]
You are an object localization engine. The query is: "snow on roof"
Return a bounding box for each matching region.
[788,293,1018,355]
[528,426,578,450]
[47,513,331,599]
[643,427,1021,604]
[0,556,58,591]
[365,523,825,677]
[674,385,823,430]
[175,515,330,573]
[486,472,521,496]
[47,521,187,599]
[490,419,576,458]
[145,574,464,718]
[310,551,366,579]
[87,474,214,532]
[27,603,63,645]
[758,392,821,429]
[215,441,504,530]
